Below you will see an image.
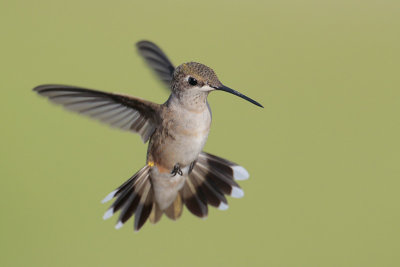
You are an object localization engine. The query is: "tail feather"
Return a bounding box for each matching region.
[181,152,249,218]
[106,166,147,217]
[101,172,137,204]
[164,194,183,220]
[180,177,208,218]
[102,165,153,231]
[101,152,249,231]
[134,181,153,231]
[199,152,249,181]
[149,203,163,224]
[118,171,148,225]
[187,171,209,206]
[197,162,235,195]
[191,168,228,209]
[104,186,134,220]
[197,153,245,198]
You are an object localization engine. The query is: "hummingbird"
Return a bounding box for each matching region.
[34,40,263,232]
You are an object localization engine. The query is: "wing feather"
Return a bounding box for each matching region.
[136,40,175,89]
[34,84,160,142]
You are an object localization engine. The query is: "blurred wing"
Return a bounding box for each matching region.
[136,40,175,89]
[34,84,160,142]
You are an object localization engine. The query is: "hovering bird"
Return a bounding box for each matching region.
[34,41,263,231]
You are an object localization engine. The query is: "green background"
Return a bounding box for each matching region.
[1,0,399,266]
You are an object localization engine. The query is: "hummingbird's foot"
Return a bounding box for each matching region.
[171,164,183,176]
[188,161,196,174]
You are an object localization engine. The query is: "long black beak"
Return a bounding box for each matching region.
[213,85,263,108]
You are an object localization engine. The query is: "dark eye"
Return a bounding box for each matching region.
[188,77,198,86]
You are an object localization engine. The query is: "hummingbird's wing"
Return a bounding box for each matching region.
[136,40,175,89]
[34,84,160,142]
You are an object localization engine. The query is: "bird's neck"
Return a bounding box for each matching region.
[167,91,209,112]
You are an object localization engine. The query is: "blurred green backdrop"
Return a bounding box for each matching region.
[1,0,399,266]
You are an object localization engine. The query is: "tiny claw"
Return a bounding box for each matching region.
[171,164,183,176]
[188,161,196,174]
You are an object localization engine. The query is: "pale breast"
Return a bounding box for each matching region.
[149,104,211,169]
[168,106,211,165]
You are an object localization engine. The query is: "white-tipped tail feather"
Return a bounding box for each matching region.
[179,152,248,218]
[115,221,124,230]
[103,208,114,220]
[232,166,249,180]
[231,187,244,198]
[101,190,117,204]
[218,202,229,210]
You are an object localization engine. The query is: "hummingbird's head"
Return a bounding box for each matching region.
[171,62,263,108]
